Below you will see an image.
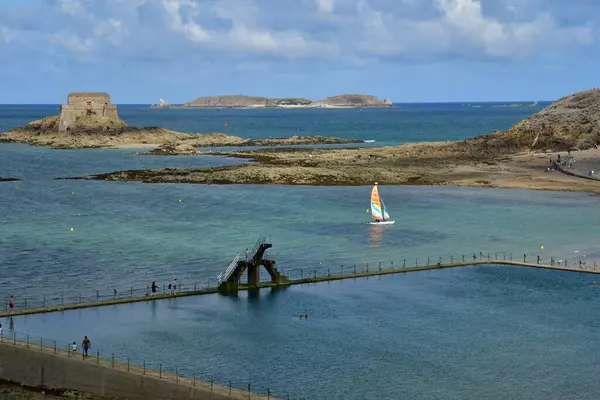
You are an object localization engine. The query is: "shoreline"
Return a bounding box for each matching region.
[56,146,600,194]
[0,129,363,150]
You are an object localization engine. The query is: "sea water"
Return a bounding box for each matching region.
[8,266,600,399]
[1,103,598,399]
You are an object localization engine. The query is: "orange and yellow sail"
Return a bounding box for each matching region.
[370,185,382,219]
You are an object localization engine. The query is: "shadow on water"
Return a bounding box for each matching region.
[218,291,240,300]
[267,286,288,297]
[247,289,260,301]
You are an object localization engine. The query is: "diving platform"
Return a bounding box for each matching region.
[217,236,289,292]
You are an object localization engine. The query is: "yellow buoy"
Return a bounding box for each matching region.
[540,245,544,250]
[70,227,74,232]
[71,192,75,195]
[178,199,182,203]
[366,209,370,213]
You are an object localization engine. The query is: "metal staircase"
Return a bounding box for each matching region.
[218,253,241,284]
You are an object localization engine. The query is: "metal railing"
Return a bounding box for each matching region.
[4,250,599,314]
[217,235,272,284]
[0,330,287,400]
[219,253,241,284]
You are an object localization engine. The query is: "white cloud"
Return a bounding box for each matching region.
[315,0,336,14]
[93,19,123,45]
[163,0,211,43]
[47,31,92,54]
[0,0,596,66]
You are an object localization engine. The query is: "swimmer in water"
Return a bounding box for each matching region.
[593,281,596,286]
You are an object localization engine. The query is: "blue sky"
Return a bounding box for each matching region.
[0,0,598,103]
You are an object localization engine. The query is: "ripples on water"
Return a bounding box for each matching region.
[9,266,600,399]
[2,103,599,399]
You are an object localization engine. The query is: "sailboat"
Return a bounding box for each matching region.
[368,183,395,225]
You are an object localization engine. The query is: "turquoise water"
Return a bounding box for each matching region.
[2,103,599,399]
[2,151,600,305]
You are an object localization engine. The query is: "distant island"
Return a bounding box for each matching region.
[164,94,394,109]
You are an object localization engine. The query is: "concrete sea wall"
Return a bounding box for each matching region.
[0,341,262,400]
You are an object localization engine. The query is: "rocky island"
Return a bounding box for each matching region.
[0,92,363,149]
[80,88,600,193]
[179,94,394,109]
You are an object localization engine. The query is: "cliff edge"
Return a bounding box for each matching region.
[505,88,600,151]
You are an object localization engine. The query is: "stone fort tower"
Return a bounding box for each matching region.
[58,92,119,132]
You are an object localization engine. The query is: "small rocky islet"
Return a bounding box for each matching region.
[4,89,600,192]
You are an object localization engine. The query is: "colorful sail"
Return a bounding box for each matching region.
[370,185,383,220]
[382,200,390,220]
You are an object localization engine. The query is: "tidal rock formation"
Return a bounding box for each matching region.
[504,88,600,151]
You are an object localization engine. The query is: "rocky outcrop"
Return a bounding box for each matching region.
[504,88,600,151]
[181,94,393,108]
[4,116,189,149]
[2,115,361,150]
[0,382,109,400]
[78,164,437,186]
[140,135,362,155]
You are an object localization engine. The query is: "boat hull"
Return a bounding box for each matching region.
[368,220,395,225]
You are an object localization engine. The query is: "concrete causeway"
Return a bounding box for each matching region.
[0,337,269,400]
[2,259,597,318]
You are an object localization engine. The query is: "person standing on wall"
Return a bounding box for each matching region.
[82,336,91,357]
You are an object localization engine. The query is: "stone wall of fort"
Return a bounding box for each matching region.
[58,92,119,132]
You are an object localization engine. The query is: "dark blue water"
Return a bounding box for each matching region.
[0,103,547,146]
[8,265,600,399]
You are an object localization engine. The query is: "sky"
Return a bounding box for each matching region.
[0,0,598,104]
